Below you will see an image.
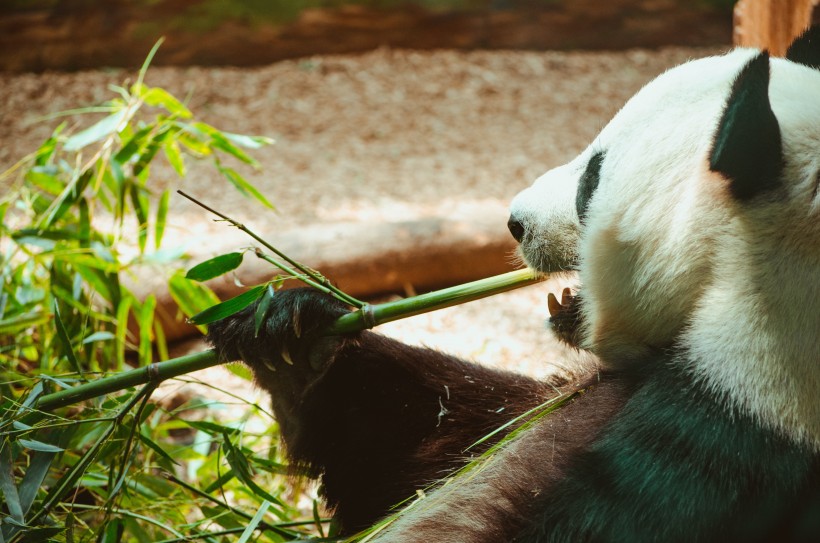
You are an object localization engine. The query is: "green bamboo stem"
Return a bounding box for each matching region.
[35,350,219,411]
[326,267,542,334]
[34,268,543,411]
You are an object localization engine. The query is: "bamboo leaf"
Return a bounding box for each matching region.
[78,197,90,248]
[221,434,286,513]
[188,285,265,326]
[222,132,274,150]
[142,87,192,118]
[0,311,49,335]
[138,295,156,366]
[99,518,123,543]
[24,165,63,195]
[236,500,271,543]
[254,284,275,338]
[216,164,275,210]
[136,37,163,91]
[199,505,244,530]
[312,498,326,538]
[137,432,179,468]
[176,131,212,157]
[185,252,244,282]
[34,122,65,166]
[194,123,257,166]
[19,381,45,412]
[186,420,240,436]
[19,449,59,514]
[154,190,169,250]
[153,318,169,364]
[163,138,186,177]
[0,445,24,523]
[64,109,127,151]
[130,184,149,255]
[16,526,64,543]
[38,168,93,230]
[115,295,133,369]
[19,438,64,453]
[82,331,116,344]
[61,253,120,274]
[52,298,83,377]
[132,131,166,177]
[224,363,253,381]
[167,272,220,334]
[112,124,154,166]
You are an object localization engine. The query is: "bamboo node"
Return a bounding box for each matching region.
[147,362,162,385]
[360,303,377,329]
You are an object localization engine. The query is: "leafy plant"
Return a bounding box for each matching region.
[0,42,327,542]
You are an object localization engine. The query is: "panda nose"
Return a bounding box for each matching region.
[507,216,525,243]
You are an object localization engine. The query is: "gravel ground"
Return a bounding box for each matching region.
[1,45,723,376]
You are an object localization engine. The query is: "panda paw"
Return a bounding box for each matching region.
[206,287,351,374]
[548,287,583,348]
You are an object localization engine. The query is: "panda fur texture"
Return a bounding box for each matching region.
[208,26,820,542]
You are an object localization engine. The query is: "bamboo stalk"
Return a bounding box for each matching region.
[326,267,542,334]
[34,268,543,411]
[35,351,219,411]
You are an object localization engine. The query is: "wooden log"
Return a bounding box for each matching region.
[733,0,818,56]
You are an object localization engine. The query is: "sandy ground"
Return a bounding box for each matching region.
[1,45,723,377]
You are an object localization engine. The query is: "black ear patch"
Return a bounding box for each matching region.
[786,24,820,70]
[576,151,605,224]
[709,52,782,201]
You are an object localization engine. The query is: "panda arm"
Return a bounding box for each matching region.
[207,287,556,533]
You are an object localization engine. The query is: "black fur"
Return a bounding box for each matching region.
[575,151,605,225]
[521,358,820,542]
[548,291,583,348]
[709,52,783,201]
[786,25,820,71]
[208,288,568,534]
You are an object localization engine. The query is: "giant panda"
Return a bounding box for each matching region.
[207,26,820,542]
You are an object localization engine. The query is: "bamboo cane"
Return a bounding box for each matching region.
[35,268,542,411]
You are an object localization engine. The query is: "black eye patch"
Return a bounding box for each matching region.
[576,150,605,225]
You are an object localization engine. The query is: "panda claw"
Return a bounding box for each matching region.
[548,292,562,316]
[281,346,295,365]
[561,287,573,306]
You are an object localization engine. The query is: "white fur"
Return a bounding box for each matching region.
[512,50,820,448]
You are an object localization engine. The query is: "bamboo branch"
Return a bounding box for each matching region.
[177,190,365,308]
[34,269,542,411]
[35,350,219,411]
[326,267,542,334]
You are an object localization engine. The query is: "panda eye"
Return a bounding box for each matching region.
[575,150,605,225]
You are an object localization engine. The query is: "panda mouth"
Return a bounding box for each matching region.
[547,287,583,348]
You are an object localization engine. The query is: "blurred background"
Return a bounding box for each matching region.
[0,0,735,72]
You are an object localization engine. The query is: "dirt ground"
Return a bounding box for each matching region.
[1,45,722,377]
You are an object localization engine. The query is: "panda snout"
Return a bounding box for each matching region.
[507,215,526,243]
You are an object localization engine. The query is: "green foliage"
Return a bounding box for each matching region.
[0,40,271,375]
[0,43,325,541]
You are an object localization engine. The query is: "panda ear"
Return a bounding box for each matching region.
[709,52,782,201]
[786,24,820,70]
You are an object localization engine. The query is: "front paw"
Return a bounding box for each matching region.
[207,287,351,374]
[548,287,583,348]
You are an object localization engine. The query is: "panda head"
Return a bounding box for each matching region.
[509,28,820,370]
